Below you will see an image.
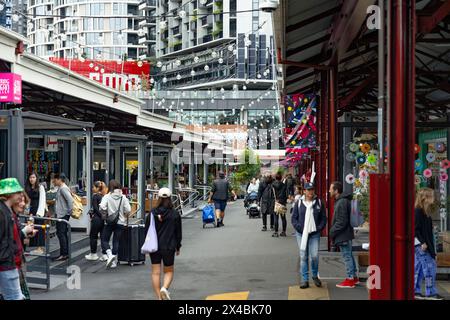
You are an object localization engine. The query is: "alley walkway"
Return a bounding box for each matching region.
[29,201,397,300]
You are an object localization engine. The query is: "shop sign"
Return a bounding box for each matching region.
[44,136,59,152]
[0,73,22,104]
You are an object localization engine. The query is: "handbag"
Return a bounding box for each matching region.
[141,213,158,254]
[106,196,123,226]
[273,187,287,215]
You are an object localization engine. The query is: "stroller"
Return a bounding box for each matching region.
[245,192,260,218]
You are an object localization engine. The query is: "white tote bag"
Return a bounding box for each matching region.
[141,213,158,254]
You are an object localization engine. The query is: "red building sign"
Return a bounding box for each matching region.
[49,58,151,92]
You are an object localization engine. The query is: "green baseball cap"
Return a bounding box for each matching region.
[0,178,24,196]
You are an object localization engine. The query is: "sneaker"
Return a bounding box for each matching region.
[270,225,274,231]
[415,293,425,300]
[110,261,117,269]
[160,287,171,300]
[261,226,267,231]
[336,278,356,288]
[85,253,99,261]
[280,231,287,237]
[312,277,322,288]
[106,255,117,269]
[272,232,279,237]
[53,255,68,262]
[300,282,309,289]
[353,277,360,285]
[425,294,445,301]
[99,254,108,262]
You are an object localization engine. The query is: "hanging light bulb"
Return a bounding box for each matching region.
[242,85,247,91]
[191,70,196,76]
[150,77,155,84]
[94,66,99,71]
[156,61,163,68]
[218,58,224,64]
[178,10,186,18]
[211,51,217,58]
[257,73,262,79]
[89,63,94,68]
[100,68,105,74]
[211,98,215,103]
[233,49,237,55]
[138,28,145,37]
[190,102,194,106]
[163,77,168,83]
[194,56,200,63]
[220,87,225,93]
[245,79,250,85]
[12,14,19,22]
[176,74,181,80]
[228,45,234,52]
[204,65,210,71]
[175,59,181,66]
[60,33,67,41]
[245,39,252,47]
[200,101,204,105]
[222,95,225,100]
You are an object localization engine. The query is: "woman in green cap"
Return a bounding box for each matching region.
[0,178,35,300]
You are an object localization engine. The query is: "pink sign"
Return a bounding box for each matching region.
[0,73,22,104]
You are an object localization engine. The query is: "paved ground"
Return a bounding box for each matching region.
[29,200,449,300]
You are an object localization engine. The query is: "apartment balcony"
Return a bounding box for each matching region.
[202,34,213,44]
[138,0,157,11]
[200,15,213,27]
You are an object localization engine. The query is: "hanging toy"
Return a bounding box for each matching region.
[349,143,359,152]
[423,168,432,179]
[435,142,446,153]
[415,159,423,171]
[414,144,421,154]
[426,153,436,163]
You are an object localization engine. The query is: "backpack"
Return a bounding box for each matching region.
[349,199,364,228]
[71,192,84,219]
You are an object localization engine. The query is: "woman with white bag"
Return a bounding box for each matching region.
[25,172,47,254]
[143,187,182,300]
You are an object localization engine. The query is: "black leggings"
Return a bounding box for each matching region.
[274,213,287,232]
[262,211,274,228]
[90,215,105,254]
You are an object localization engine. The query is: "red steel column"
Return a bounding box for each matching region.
[320,71,329,236]
[327,67,337,247]
[389,0,416,300]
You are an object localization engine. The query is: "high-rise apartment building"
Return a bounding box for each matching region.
[25,0,147,60]
[0,0,27,36]
[139,0,276,90]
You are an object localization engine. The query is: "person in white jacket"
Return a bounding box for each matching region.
[247,178,259,195]
[25,172,47,254]
[100,180,131,269]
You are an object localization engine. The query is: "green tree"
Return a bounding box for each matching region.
[230,148,261,196]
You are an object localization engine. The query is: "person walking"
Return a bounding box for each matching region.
[329,181,358,288]
[291,182,327,289]
[0,178,35,300]
[285,174,295,201]
[145,188,182,300]
[53,173,73,262]
[272,173,288,237]
[100,180,131,269]
[208,172,237,228]
[25,172,46,254]
[258,174,275,232]
[11,192,38,300]
[414,188,444,300]
[85,181,108,262]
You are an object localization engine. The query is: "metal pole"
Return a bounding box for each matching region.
[8,109,25,186]
[86,129,93,234]
[105,132,110,185]
[378,0,385,173]
[149,141,154,187]
[168,148,174,193]
[137,141,146,220]
[389,0,416,300]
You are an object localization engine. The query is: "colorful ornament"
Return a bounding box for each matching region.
[414,175,421,185]
[359,170,369,179]
[435,142,446,153]
[367,154,377,165]
[360,143,371,153]
[349,143,359,152]
[415,159,423,171]
[440,173,448,182]
[357,155,366,165]
[414,144,420,154]
[423,168,432,178]
[426,153,436,163]
[345,174,355,184]
[440,159,450,169]
[346,153,356,162]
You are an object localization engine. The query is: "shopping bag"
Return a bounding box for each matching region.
[141,213,158,254]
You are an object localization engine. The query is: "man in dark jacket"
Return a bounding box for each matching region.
[209,172,237,228]
[258,174,275,231]
[329,181,358,288]
[291,182,327,289]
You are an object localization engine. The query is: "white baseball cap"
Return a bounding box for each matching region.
[158,187,172,198]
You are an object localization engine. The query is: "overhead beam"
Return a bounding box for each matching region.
[286,34,331,58]
[286,5,342,33]
[418,0,450,34]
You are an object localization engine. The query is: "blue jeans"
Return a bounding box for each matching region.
[101,223,125,256]
[296,232,320,281]
[414,245,437,297]
[338,240,357,278]
[0,269,24,300]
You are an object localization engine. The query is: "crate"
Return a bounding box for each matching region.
[443,232,450,253]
